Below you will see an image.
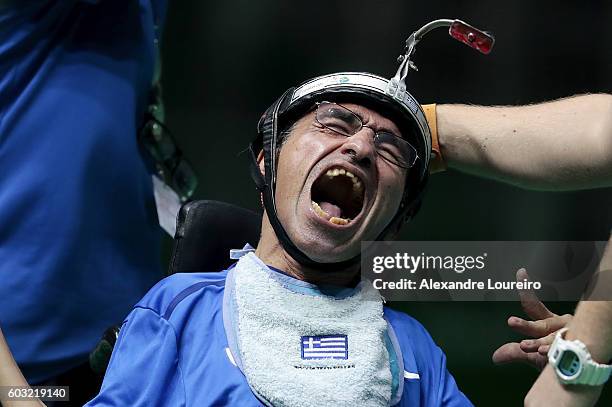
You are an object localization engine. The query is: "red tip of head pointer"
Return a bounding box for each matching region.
[449,20,494,54]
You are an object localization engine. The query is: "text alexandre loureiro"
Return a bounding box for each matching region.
[370,252,542,291]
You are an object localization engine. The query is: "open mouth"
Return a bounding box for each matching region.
[310,166,365,226]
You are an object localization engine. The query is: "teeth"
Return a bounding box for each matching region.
[311,201,350,225]
[326,169,343,177]
[312,201,330,219]
[329,217,349,225]
[325,167,363,192]
[314,167,365,226]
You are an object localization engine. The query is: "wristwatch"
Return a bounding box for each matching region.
[548,328,612,385]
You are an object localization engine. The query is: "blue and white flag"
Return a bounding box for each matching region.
[301,335,348,360]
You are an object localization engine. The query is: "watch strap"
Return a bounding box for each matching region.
[578,357,612,385]
[551,328,612,386]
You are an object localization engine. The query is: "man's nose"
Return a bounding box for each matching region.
[340,127,376,168]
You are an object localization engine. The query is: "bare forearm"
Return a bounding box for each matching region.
[566,302,612,362]
[565,236,612,363]
[0,328,44,407]
[437,94,612,190]
[0,328,28,387]
[525,238,612,406]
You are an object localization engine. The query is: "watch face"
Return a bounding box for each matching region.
[558,350,581,378]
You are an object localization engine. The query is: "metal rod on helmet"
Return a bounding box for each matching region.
[412,19,455,42]
[389,18,495,95]
[398,19,454,80]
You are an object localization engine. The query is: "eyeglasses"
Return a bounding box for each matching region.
[315,101,419,169]
[140,116,198,201]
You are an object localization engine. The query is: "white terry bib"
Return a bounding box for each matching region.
[223,250,403,407]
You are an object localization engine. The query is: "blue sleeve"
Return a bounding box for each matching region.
[401,340,472,407]
[85,307,186,407]
[386,309,472,407]
[433,348,472,407]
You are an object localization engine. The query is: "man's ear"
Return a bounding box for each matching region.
[257,150,265,176]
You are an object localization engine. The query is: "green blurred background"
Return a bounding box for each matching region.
[158,1,612,405]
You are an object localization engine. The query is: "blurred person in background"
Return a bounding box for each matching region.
[0,1,169,404]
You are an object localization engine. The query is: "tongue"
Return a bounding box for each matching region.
[319,201,342,218]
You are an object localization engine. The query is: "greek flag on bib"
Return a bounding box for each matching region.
[301,335,348,360]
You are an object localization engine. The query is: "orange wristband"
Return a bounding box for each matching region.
[421,103,446,173]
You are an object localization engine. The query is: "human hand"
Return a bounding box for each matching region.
[492,268,573,370]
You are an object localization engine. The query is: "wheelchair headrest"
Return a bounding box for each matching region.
[168,200,262,275]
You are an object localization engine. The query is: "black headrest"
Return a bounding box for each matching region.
[167,200,262,275]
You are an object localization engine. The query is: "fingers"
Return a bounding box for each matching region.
[492,342,525,364]
[496,269,573,372]
[492,342,548,370]
[507,313,572,337]
[516,268,554,320]
[519,332,556,352]
[538,345,550,356]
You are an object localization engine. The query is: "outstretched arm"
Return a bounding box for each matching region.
[524,235,612,407]
[436,94,612,190]
[492,235,612,406]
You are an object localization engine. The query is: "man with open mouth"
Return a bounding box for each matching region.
[81,20,611,405]
[81,70,472,407]
[0,9,610,405]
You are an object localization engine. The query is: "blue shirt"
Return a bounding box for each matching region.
[86,269,472,406]
[0,0,165,382]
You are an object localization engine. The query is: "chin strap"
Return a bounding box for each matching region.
[249,91,362,271]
